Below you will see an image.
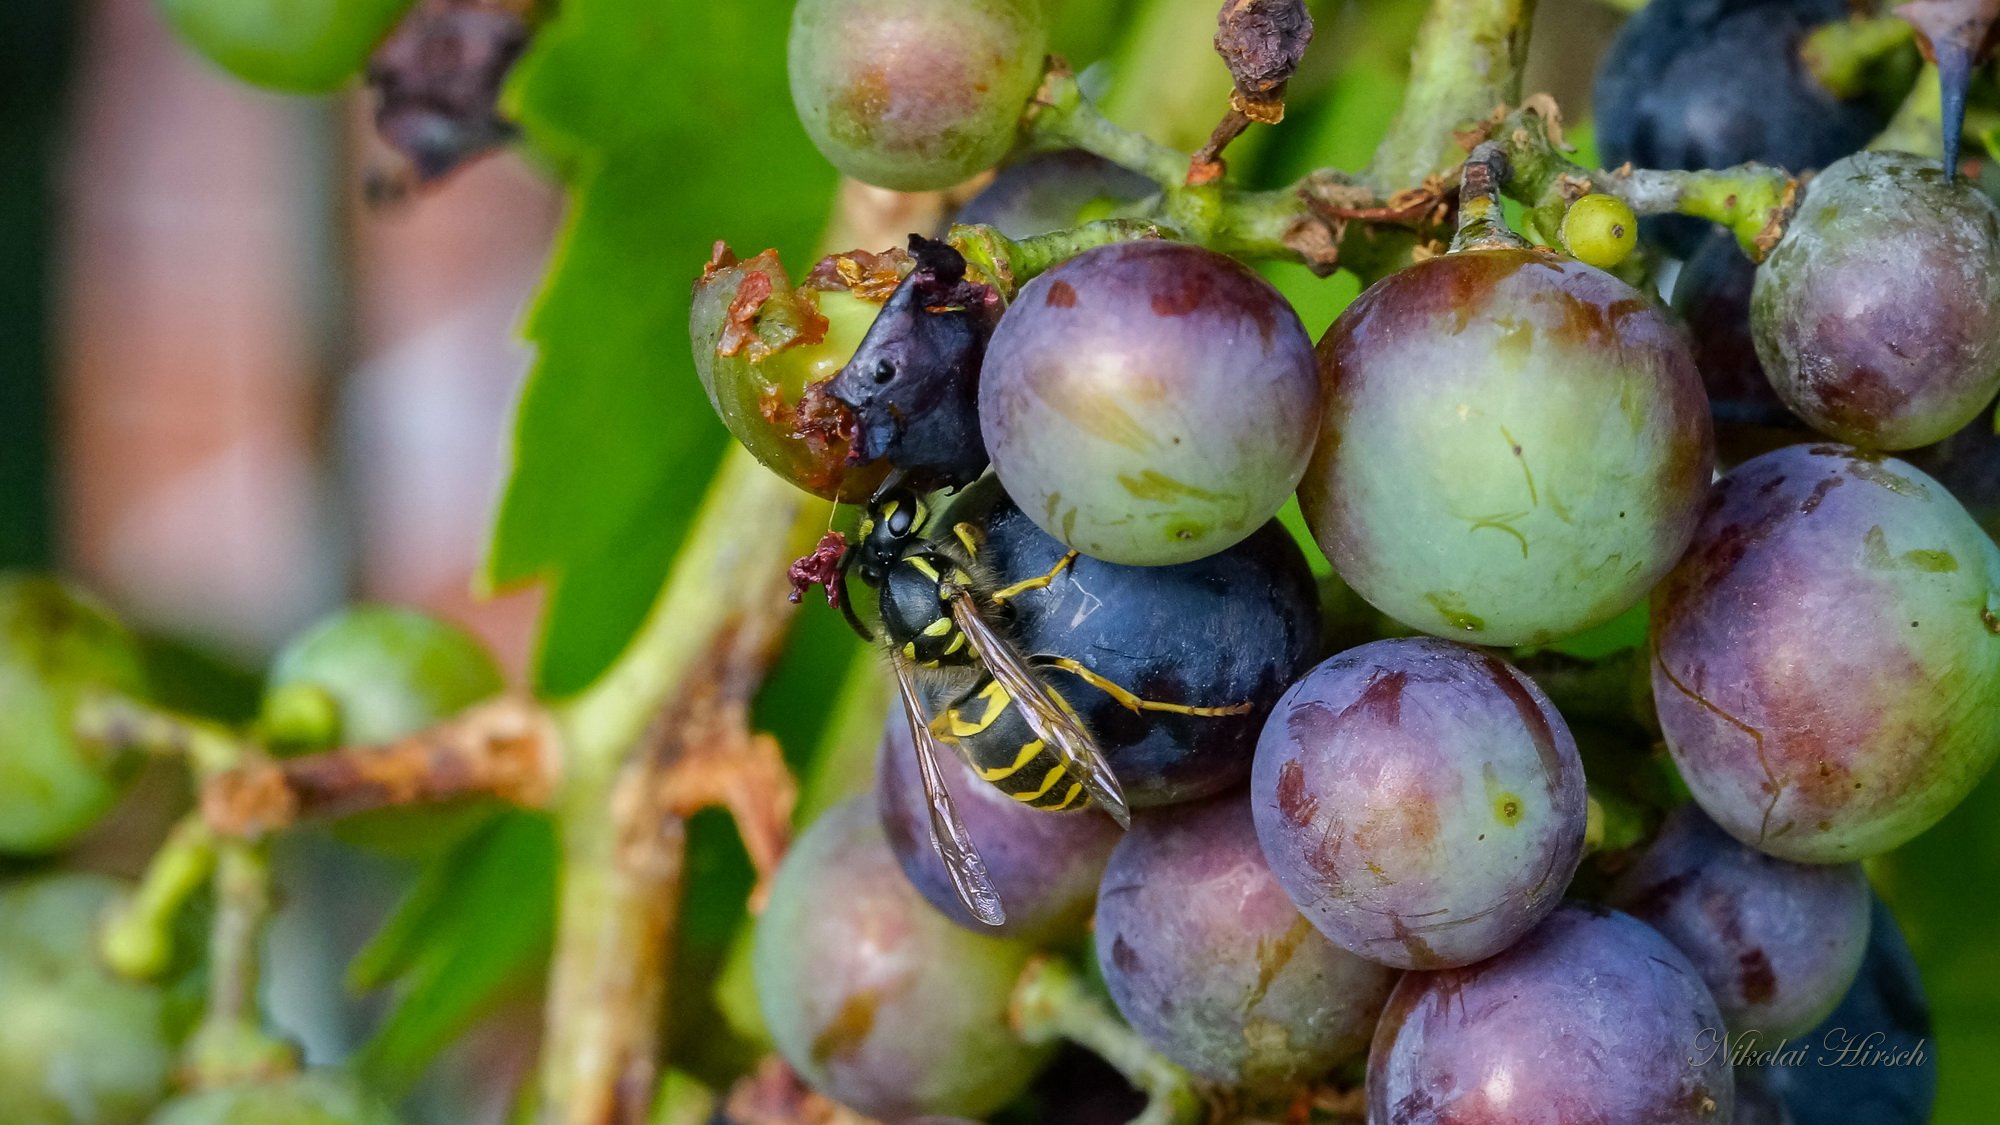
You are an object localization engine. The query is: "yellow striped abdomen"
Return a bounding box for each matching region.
[934,676,1089,812]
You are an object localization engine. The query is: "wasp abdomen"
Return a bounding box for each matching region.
[937,678,1089,812]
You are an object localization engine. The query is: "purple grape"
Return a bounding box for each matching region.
[951,150,1156,240]
[1734,1073,1798,1125]
[1250,637,1588,969]
[875,707,1121,945]
[979,240,1322,566]
[1650,443,2000,861]
[1610,804,1871,1038]
[753,798,1049,1119]
[1671,227,1805,460]
[1752,151,2000,450]
[1301,248,1714,646]
[1093,793,1396,1091]
[1367,903,1735,1124]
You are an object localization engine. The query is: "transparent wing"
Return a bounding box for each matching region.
[946,592,1131,828]
[891,651,1006,926]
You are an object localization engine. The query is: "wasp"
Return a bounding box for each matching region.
[836,485,1250,926]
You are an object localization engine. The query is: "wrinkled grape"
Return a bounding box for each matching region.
[788,0,1048,191]
[0,875,177,1125]
[1368,903,1735,1124]
[1752,151,2000,450]
[0,575,148,855]
[1094,793,1395,1090]
[753,798,1049,1119]
[1611,804,1871,1038]
[1301,248,1713,646]
[875,707,1120,944]
[158,0,415,94]
[1251,637,1587,969]
[952,151,1155,239]
[938,477,1319,807]
[1651,444,2000,861]
[690,247,887,500]
[145,1070,403,1125]
[980,241,1321,566]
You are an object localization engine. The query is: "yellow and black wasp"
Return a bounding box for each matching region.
[836,485,1250,926]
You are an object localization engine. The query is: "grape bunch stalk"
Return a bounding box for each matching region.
[9,0,1999,1122]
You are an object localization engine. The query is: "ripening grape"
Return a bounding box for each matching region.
[952,151,1156,239]
[1908,414,2000,543]
[0,875,178,1125]
[875,708,1120,945]
[145,1071,404,1125]
[1758,896,1935,1125]
[0,575,149,855]
[1093,793,1396,1091]
[1559,193,1638,268]
[788,0,1049,191]
[157,0,416,94]
[1752,152,2000,450]
[690,247,887,501]
[1299,248,1713,646]
[1610,805,1871,1038]
[980,241,1321,566]
[754,798,1049,1119]
[1251,637,1587,969]
[1652,444,2000,861]
[1368,903,1735,1124]
[940,478,1320,807]
[264,605,503,751]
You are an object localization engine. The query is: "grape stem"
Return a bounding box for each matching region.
[99,813,217,981]
[1451,142,1531,251]
[1010,957,1207,1125]
[1871,62,1948,160]
[1368,0,1538,191]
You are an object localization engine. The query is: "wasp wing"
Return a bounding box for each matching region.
[891,652,1006,927]
[946,592,1131,828]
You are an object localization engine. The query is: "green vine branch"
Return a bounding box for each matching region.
[1010,957,1206,1125]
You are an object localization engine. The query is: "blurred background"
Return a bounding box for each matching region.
[4,1,1992,1123]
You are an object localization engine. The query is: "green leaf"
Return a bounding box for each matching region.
[349,811,558,1093]
[486,0,838,695]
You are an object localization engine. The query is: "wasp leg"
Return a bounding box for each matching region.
[990,550,1079,604]
[1033,656,1254,716]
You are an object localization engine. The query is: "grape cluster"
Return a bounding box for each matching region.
[709,0,1996,1119]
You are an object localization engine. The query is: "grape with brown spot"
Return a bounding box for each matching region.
[1250,637,1587,969]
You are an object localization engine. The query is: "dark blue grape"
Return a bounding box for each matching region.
[952,151,1155,240]
[1671,227,1803,456]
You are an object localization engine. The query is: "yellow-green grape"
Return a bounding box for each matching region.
[1561,193,1639,269]
[156,0,417,94]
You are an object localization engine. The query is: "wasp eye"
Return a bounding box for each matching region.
[872,359,896,385]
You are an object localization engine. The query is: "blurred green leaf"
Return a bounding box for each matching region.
[486,0,838,695]
[350,811,557,1093]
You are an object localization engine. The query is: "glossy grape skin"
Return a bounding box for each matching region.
[145,1071,403,1125]
[0,575,148,855]
[753,797,1049,1119]
[1650,444,2000,861]
[942,477,1320,807]
[1672,228,1801,445]
[1560,194,1638,269]
[952,151,1155,239]
[788,0,1048,191]
[1592,0,1889,255]
[1367,903,1735,1125]
[1752,152,2000,450]
[690,249,887,501]
[1093,793,1395,1091]
[0,875,177,1125]
[979,241,1321,566]
[875,707,1120,944]
[157,0,415,94]
[1758,896,1935,1125]
[1250,637,1587,969]
[1300,249,1713,647]
[1610,805,1870,1038]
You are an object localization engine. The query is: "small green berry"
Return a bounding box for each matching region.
[1560,193,1639,269]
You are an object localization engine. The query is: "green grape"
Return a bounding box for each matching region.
[0,875,179,1125]
[788,0,1049,190]
[0,574,149,855]
[1560,193,1638,268]
[145,1071,404,1125]
[156,0,417,94]
[689,248,888,501]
